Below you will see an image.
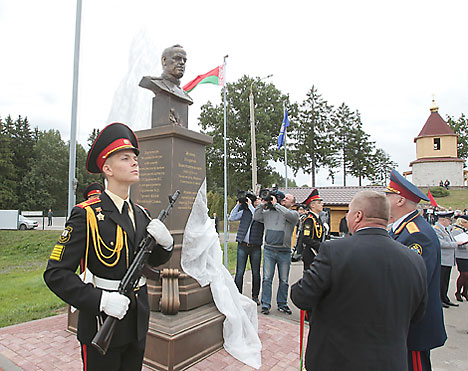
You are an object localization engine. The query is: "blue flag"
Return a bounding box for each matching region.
[277,108,290,149]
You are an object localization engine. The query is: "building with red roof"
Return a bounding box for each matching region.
[406,99,465,186]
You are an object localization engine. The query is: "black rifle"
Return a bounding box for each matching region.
[91,190,180,355]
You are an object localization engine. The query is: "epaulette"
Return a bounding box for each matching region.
[406,221,420,234]
[136,203,151,219]
[394,213,419,235]
[76,198,101,209]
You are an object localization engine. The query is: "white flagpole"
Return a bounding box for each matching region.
[223,55,229,268]
[68,0,82,217]
[284,102,288,192]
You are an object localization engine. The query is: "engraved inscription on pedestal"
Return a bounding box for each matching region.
[136,149,165,207]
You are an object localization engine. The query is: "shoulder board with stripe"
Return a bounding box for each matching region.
[394,213,419,235]
[406,221,420,234]
[136,203,151,219]
[76,198,101,209]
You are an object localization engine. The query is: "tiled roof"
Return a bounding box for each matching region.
[415,111,455,140]
[279,186,386,206]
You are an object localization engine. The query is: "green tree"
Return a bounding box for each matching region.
[0,117,18,208]
[367,148,397,185]
[332,104,376,186]
[447,114,468,164]
[199,75,291,195]
[87,128,100,149]
[4,115,36,202]
[344,111,375,186]
[289,86,336,186]
[21,129,68,210]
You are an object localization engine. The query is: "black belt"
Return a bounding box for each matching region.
[239,242,259,247]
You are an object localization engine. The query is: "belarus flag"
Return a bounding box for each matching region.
[183,65,225,93]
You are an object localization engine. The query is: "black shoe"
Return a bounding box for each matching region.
[278,306,292,315]
[252,297,260,306]
[261,307,270,315]
[442,302,450,308]
[444,300,459,307]
[455,293,464,302]
[291,252,302,262]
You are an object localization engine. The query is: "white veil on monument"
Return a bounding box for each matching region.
[181,179,262,369]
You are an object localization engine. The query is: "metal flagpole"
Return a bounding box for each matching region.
[223,55,229,268]
[67,0,82,217]
[284,102,288,192]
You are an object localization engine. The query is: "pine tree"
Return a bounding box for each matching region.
[289,86,336,186]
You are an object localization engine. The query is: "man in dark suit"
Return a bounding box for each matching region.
[44,123,173,371]
[386,169,447,371]
[291,190,428,371]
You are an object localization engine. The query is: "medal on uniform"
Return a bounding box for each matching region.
[97,212,105,221]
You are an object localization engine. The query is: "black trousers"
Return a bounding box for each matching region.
[81,338,145,371]
[440,265,452,303]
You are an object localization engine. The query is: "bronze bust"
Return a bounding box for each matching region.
[140,44,193,105]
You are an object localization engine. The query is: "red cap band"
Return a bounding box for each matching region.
[87,189,101,198]
[305,194,321,205]
[387,180,421,203]
[96,138,136,171]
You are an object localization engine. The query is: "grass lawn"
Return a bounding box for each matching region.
[0,230,66,328]
[421,188,468,210]
[0,230,241,328]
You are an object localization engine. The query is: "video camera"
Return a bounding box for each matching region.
[259,184,284,210]
[237,190,257,207]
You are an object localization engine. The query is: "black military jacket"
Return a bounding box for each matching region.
[44,192,170,347]
[301,212,324,269]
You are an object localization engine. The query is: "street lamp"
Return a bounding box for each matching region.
[249,74,272,191]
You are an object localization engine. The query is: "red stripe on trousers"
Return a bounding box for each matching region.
[412,351,422,371]
[83,344,87,371]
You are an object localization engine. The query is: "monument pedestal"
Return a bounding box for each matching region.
[132,124,222,371]
[144,304,224,371]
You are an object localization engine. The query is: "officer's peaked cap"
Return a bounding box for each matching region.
[385,169,429,203]
[83,182,104,200]
[87,122,139,173]
[303,189,322,205]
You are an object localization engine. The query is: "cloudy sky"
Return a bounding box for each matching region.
[1,0,467,187]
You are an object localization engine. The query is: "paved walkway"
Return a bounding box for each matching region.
[1,262,467,370]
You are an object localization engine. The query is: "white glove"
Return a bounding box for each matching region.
[100,291,130,320]
[146,219,173,249]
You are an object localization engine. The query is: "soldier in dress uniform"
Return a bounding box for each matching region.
[83,182,104,200]
[44,122,174,371]
[385,169,447,371]
[297,189,325,271]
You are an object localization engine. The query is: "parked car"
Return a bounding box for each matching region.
[18,215,38,230]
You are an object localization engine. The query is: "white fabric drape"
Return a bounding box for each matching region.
[181,179,262,369]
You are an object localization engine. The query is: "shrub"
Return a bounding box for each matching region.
[430,187,449,198]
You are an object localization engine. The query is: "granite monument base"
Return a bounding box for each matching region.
[144,303,224,371]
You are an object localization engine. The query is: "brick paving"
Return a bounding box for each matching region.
[0,313,303,370]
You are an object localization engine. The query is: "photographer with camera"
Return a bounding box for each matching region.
[229,191,264,305]
[254,190,299,315]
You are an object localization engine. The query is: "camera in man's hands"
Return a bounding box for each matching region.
[259,187,284,210]
[237,190,257,209]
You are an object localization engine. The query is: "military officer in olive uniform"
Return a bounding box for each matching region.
[44,122,173,371]
[385,169,447,371]
[298,189,325,271]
